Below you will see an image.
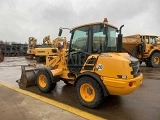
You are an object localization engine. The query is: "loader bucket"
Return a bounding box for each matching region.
[18,65,39,87]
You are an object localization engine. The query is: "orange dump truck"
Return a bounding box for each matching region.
[122,34,160,67]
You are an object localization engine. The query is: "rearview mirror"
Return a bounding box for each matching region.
[58,28,63,36]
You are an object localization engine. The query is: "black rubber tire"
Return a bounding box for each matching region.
[37,69,56,93]
[145,52,160,68]
[75,76,104,108]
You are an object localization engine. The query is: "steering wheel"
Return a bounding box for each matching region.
[70,50,90,56]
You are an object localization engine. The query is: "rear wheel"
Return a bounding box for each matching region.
[37,69,56,93]
[145,52,160,67]
[76,76,104,108]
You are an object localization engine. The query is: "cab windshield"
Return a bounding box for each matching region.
[70,24,117,54]
[93,25,117,53]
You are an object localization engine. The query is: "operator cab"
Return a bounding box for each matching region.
[141,35,158,44]
[70,19,118,55]
[66,18,123,73]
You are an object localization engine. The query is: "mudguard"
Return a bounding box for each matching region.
[74,72,109,97]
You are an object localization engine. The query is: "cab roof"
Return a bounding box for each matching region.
[72,21,118,30]
[124,34,158,38]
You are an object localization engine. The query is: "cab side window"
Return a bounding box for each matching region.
[150,37,156,44]
[145,36,149,44]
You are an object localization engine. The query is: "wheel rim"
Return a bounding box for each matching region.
[154,56,159,64]
[80,83,95,102]
[38,74,47,88]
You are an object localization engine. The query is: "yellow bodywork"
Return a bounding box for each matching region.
[45,49,71,80]
[102,73,142,95]
[94,53,142,95]
[45,50,143,95]
[35,48,54,56]
[72,21,117,30]
[34,37,68,58]
[95,53,133,78]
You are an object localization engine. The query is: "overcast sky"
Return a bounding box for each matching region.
[0,0,160,43]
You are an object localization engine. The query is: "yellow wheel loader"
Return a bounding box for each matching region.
[123,34,160,67]
[18,18,143,108]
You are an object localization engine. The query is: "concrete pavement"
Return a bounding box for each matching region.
[0,82,105,120]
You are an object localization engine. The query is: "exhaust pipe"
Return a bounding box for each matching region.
[117,25,124,52]
[17,65,39,87]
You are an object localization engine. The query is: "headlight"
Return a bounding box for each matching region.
[117,75,127,79]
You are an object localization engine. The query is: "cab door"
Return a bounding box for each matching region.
[142,36,150,53]
[68,26,90,73]
[143,36,157,53]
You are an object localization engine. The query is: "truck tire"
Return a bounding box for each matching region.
[75,76,104,108]
[37,69,56,93]
[146,52,160,68]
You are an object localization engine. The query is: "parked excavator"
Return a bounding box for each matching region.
[34,36,67,62]
[26,37,37,59]
[18,18,143,108]
[122,34,160,67]
[43,35,52,45]
[26,36,52,62]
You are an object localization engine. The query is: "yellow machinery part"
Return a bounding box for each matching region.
[38,74,47,88]
[80,83,95,102]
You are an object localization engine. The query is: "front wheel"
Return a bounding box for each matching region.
[37,69,56,93]
[75,76,104,108]
[146,52,160,67]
